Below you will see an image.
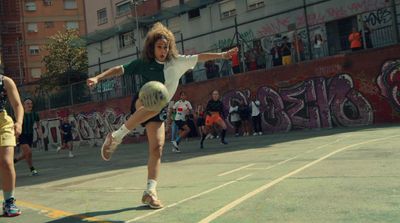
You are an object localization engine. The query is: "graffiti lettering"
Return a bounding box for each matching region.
[221,74,373,132]
[33,108,145,149]
[362,8,392,28]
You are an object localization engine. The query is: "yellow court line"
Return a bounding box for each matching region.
[14,200,112,223]
[198,134,398,223]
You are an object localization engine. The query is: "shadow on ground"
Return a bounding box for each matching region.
[45,206,151,223]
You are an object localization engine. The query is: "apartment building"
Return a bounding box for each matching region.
[21,0,86,83]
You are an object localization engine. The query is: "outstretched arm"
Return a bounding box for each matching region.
[197,47,238,63]
[86,66,124,88]
[4,76,23,136]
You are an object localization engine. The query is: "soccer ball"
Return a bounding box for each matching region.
[139,81,169,111]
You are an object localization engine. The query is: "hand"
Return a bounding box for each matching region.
[14,122,22,137]
[86,77,98,88]
[222,47,239,59]
[37,129,44,139]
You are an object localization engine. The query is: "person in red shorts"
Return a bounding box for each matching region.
[200,90,228,149]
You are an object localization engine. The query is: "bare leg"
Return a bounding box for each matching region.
[16,144,33,169]
[0,147,16,194]
[146,122,165,183]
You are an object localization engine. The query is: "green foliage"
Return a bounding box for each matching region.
[40,29,88,92]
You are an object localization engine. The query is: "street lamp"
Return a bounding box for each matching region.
[130,0,146,53]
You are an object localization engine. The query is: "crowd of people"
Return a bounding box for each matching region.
[166,90,265,153]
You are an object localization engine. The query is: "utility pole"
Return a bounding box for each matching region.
[16,38,23,86]
[131,0,146,54]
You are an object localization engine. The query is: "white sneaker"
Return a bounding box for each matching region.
[205,134,213,140]
[171,141,180,153]
[253,132,258,136]
[101,133,122,161]
[258,132,263,135]
[56,146,61,153]
[172,147,181,153]
[68,152,74,158]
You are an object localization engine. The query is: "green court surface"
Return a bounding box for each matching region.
[2,125,400,223]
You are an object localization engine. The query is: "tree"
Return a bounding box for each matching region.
[40,29,88,92]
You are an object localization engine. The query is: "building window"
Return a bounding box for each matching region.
[29,46,40,55]
[25,2,37,11]
[64,0,77,9]
[97,8,108,25]
[31,68,42,78]
[27,23,38,32]
[188,8,200,19]
[119,31,134,48]
[66,21,79,30]
[43,0,53,6]
[45,21,54,28]
[116,1,131,17]
[219,0,236,19]
[247,0,264,10]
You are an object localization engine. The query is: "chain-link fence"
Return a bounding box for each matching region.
[20,1,400,112]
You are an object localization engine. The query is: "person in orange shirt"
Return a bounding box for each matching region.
[231,48,240,74]
[349,27,362,51]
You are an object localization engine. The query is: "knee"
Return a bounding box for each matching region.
[149,144,164,159]
[0,158,13,171]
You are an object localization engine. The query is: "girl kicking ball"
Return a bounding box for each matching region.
[87,22,238,209]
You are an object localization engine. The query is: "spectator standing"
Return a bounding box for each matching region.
[229,100,241,137]
[349,27,362,51]
[250,98,263,136]
[238,99,251,136]
[281,36,292,65]
[313,33,325,59]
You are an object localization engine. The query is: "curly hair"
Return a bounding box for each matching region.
[142,22,179,61]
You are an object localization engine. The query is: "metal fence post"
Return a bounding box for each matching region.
[303,0,313,60]
[391,0,400,43]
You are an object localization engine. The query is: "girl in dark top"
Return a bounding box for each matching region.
[0,75,24,217]
[14,98,42,176]
[200,90,228,149]
[57,116,74,158]
[238,99,251,136]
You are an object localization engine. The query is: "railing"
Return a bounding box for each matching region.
[20,4,400,112]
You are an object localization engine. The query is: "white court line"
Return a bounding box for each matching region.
[125,174,253,223]
[218,164,255,176]
[198,135,398,223]
[218,134,353,177]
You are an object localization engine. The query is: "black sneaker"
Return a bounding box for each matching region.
[221,140,228,145]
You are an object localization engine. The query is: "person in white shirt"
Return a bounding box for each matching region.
[313,33,325,59]
[171,91,192,152]
[250,97,263,136]
[229,100,241,136]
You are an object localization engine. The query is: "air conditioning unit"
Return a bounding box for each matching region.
[221,9,236,19]
[248,1,264,10]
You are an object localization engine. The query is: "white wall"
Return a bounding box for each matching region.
[87,0,392,75]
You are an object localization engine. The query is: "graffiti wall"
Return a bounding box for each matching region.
[37,44,400,148]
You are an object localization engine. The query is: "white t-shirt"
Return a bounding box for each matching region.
[173,100,192,121]
[121,55,198,101]
[250,100,261,116]
[229,106,241,122]
[164,55,198,100]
